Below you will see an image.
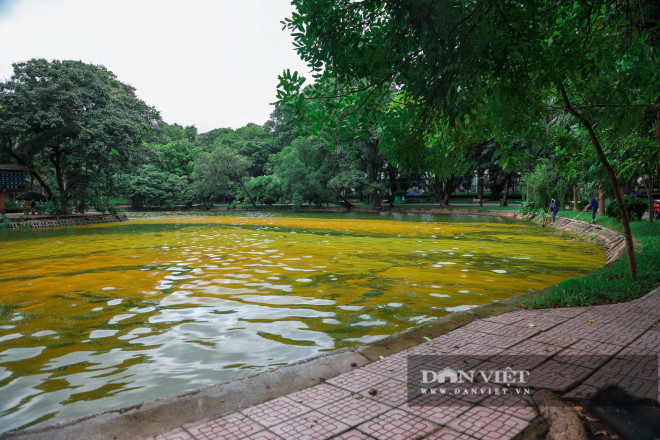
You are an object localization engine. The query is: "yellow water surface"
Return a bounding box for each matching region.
[0,211,605,432]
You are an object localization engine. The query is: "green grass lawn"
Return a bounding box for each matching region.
[520,213,660,308]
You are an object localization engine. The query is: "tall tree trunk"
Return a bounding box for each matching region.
[622,178,632,196]
[559,83,637,278]
[500,174,510,207]
[387,165,397,208]
[526,180,532,201]
[489,176,504,201]
[598,188,605,217]
[372,187,381,209]
[51,149,68,210]
[336,190,354,209]
[366,138,382,209]
[131,195,143,210]
[429,176,450,207]
[441,187,451,207]
[240,180,257,208]
[435,177,452,207]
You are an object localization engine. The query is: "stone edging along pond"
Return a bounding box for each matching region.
[2,208,629,440]
[4,214,128,229]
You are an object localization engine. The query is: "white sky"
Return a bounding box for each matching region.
[0,0,310,133]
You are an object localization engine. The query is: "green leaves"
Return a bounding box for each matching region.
[275,69,306,101]
[190,146,252,204]
[153,139,202,177]
[275,0,658,225]
[118,165,189,209]
[0,59,159,208]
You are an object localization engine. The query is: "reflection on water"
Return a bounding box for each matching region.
[0,212,604,432]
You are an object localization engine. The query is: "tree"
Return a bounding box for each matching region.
[196,128,235,152]
[614,133,657,225]
[192,124,283,177]
[153,140,202,177]
[183,125,198,143]
[191,147,256,207]
[272,138,338,208]
[232,123,280,177]
[0,59,158,210]
[352,135,387,207]
[245,175,285,205]
[118,165,189,209]
[522,159,572,211]
[264,106,300,151]
[279,0,659,277]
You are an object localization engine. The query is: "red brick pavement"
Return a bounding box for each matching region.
[144,287,660,440]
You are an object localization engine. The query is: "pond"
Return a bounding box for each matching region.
[0,211,605,432]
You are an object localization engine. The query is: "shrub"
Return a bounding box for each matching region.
[89,195,121,215]
[521,159,571,211]
[535,208,550,223]
[606,196,647,221]
[41,200,69,217]
[107,204,121,215]
[517,200,536,215]
[3,199,21,213]
[0,214,11,228]
[91,197,108,214]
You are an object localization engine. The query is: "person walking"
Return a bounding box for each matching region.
[586,196,599,224]
[549,198,559,222]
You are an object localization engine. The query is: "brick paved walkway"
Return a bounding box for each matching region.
[144,287,660,440]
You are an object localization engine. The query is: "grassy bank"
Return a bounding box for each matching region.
[520,213,660,308]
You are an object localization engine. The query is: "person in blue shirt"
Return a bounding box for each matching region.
[549,198,559,222]
[587,196,599,224]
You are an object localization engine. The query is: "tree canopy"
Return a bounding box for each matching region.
[277,0,660,277]
[0,59,159,208]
